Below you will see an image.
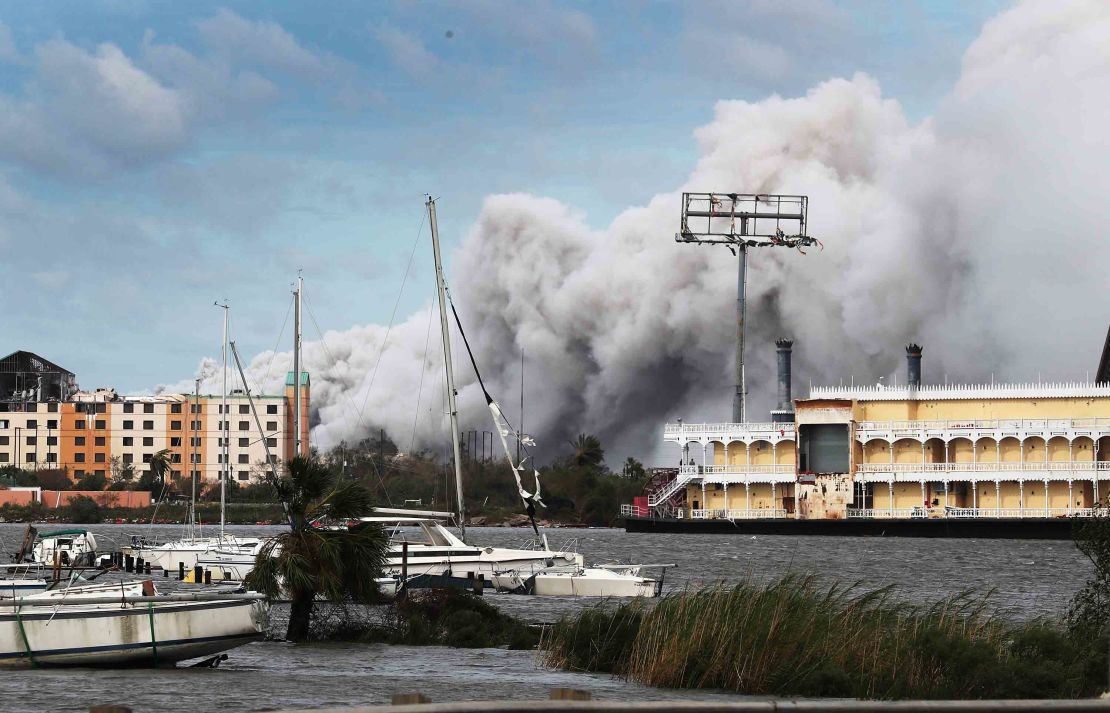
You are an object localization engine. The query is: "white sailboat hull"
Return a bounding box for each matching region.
[0,598,267,668]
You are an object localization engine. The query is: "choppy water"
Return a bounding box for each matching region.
[0,524,1092,712]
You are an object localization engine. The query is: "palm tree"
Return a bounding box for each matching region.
[569,433,605,468]
[246,455,388,642]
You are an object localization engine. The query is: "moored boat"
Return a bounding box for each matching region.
[0,581,267,667]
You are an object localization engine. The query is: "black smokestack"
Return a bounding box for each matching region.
[772,338,794,422]
[906,343,922,387]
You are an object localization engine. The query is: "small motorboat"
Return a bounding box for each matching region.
[21,528,101,567]
[0,579,268,667]
[492,563,675,598]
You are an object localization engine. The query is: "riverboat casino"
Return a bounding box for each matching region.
[631,340,1110,522]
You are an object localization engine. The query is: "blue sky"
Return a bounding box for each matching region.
[0,0,1009,393]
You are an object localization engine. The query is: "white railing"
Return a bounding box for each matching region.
[680,464,794,476]
[647,468,698,507]
[846,508,921,519]
[855,461,1110,474]
[856,417,1110,433]
[665,421,794,435]
[690,508,789,520]
[947,507,1095,519]
[619,504,648,517]
[813,382,1110,401]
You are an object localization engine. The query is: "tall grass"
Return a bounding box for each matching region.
[542,575,1102,699]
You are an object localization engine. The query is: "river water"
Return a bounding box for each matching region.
[0,524,1092,711]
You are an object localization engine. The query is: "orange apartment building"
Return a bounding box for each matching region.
[0,351,309,485]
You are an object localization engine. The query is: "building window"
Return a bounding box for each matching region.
[239,421,249,431]
[23,451,34,462]
[266,438,277,448]
[75,419,85,429]
[190,454,200,464]
[27,419,37,429]
[25,404,36,413]
[0,420,7,428]
[143,454,153,464]
[191,420,201,430]
[122,437,133,446]
[123,454,134,464]
[123,403,134,413]
[95,420,106,430]
[170,470,181,480]
[143,437,153,447]
[0,453,7,462]
[238,438,249,447]
[46,453,57,462]
[143,420,154,430]
[239,405,250,415]
[94,470,105,477]
[144,404,154,414]
[238,454,249,464]
[238,471,249,481]
[266,421,278,431]
[74,469,85,478]
[75,453,85,463]
[170,421,181,430]
[0,436,8,445]
[47,419,57,429]
[47,403,58,413]
[218,454,226,464]
[170,404,182,414]
[170,437,181,447]
[25,436,36,446]
[190,437,200,447]
[190,404,200,414]
[75,436,85,446]
[47,436,57,446]
[171,453,181,463]
[95,436,105,446]
[94,452,105,463]
[266,404,278,415]
[123,420,133,430]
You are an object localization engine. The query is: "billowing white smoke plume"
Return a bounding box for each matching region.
[159,0,1110,463]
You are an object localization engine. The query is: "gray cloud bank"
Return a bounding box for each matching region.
[161,0,1110,463]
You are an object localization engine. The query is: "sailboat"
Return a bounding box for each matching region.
[358,198,588,591]
[123,302,269,572]
[368,198,671,598]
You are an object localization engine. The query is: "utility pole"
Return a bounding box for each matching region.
[676,193,818,423]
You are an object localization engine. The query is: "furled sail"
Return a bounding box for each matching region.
[445,288,545,534]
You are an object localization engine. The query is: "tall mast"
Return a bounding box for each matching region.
[217,301,229,539]
[427,196,466,541]
[293,274,303,458]
[190,378,199,540]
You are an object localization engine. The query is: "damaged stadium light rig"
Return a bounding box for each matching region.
[676,192,822,424]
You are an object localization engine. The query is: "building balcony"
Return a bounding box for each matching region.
[679,464,795,483]
[664,421,795,445]
[855,461,1110,481]
[855,417,1110,443]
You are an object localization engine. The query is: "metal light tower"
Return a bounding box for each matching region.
[677,192,818,423]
